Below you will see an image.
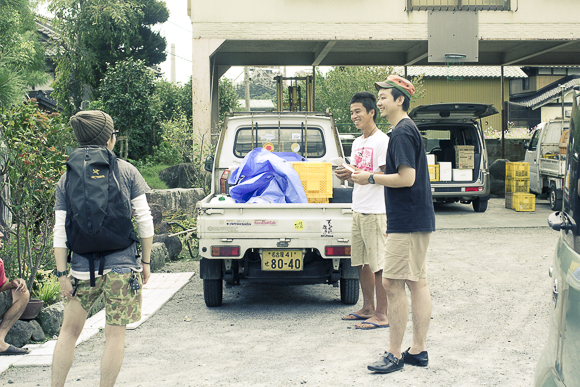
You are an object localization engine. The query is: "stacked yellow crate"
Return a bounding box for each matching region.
[291,162,333,203]
[505,162,535,212]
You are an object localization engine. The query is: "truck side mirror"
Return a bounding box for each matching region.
[204,155,214,172]
[523,140,530,149]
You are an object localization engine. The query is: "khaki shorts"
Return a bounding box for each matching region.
[351,212,387,273]
[383,232,431,281]
[66,271,142,326]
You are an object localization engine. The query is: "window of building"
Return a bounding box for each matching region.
[523,78,529,91]
[406,0,510,11]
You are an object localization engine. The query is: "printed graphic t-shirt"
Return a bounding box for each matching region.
[351,129,389,214]
[384,118,436,233]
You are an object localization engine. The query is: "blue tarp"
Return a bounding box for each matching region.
[228,148,308,203]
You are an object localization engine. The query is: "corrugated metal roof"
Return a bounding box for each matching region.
[393,66,527,79]
[511,75,580,109]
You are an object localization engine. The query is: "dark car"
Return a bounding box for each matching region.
[536,89,580,387]
[409,103,497,212]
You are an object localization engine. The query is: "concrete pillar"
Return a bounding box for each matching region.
[191,38,225,142]
[210,66,230,139]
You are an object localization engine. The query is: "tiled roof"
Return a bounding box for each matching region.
[237,99,276,109]
[511,75,580,109]
[394,66,527,79]
[35,17,60,57]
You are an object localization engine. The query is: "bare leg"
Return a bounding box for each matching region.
[0,288,30,351]
[342,265,375,319]
[52,299,88,387]
[100,324,126,387]
[355,270,389,328]
[406,278,432,354]
[384,278,408,359]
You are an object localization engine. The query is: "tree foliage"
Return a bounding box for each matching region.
[0,99,75,290]
[0,0,49,109]
[49,0,168,115]
[219,77,240,124]
[99,58,158,161]
[315,66,425,132]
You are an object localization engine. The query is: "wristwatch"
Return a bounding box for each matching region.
[368,173,375,184]
[55,269,68,278]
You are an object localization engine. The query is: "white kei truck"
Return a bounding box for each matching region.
[525,120,569,211]
[196,112,359,307]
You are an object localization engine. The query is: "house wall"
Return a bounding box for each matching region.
[417,77,510,132]
[189,0,579,40]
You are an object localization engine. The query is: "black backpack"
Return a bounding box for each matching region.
[64,146,138,286]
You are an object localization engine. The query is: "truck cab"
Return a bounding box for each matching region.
[525,120,568,211]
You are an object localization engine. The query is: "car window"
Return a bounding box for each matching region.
[233,126,326,158]
[529,130,540,151]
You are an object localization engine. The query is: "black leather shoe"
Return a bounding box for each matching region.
[367,352,404,373]
[402,347,428,366]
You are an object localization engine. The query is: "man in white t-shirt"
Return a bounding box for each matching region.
[335,92,390,329]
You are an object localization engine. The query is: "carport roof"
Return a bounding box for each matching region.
[396,66,527,78]
[211,40,580,67]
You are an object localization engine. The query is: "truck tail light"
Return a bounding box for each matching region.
[465,187,483,192]
[220,170,231,194]
[325,246,351,256]
[211,246,240,257]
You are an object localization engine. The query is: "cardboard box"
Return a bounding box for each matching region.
[454,145,474,169]
[438,162,452,181]
[428,165,439,181]
[426,154,436,165]
[453,169,472,181]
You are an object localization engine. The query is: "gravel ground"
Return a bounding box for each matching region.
[0,224,558,387]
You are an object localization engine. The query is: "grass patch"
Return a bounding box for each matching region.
[136,163,171,189]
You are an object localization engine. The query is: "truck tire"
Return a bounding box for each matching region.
[472,197,488,212]
[550,183,562,211]
[203,279,223,307]
[340,278,359,305]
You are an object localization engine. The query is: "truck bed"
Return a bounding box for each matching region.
[196,196,353,258]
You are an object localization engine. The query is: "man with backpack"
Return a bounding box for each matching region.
[51,111,154,386]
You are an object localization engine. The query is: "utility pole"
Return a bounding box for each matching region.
[244,67,251,112]
[170,44,176,84]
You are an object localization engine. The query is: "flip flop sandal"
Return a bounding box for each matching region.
[0,345,30,356]
[355,321,390,330]
[342,313,372,321]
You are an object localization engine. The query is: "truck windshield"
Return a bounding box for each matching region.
[233,126,326,158]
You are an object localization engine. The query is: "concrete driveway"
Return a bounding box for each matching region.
[0,197,558,387]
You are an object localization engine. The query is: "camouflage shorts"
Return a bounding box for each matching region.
[67,271,142,326]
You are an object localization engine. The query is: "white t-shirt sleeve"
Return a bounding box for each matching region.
[132,194,154,239]
[53,210,67,248]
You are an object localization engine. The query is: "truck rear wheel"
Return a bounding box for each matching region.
[472,197,488,212]
[550,183,562,211]
[340,278,359,305]
[203,279,223,307]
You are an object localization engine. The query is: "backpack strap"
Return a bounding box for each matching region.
[87,252,106,287]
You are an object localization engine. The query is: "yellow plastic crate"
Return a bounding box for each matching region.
[505,162,530,179]
[291,162,333,199]
[308,197,329,203]
[513,193,535,212]
[505,192,514,209]
[428,164,439,182]
[505,177,530,193]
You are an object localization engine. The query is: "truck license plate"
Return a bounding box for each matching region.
[262,250,303,271]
